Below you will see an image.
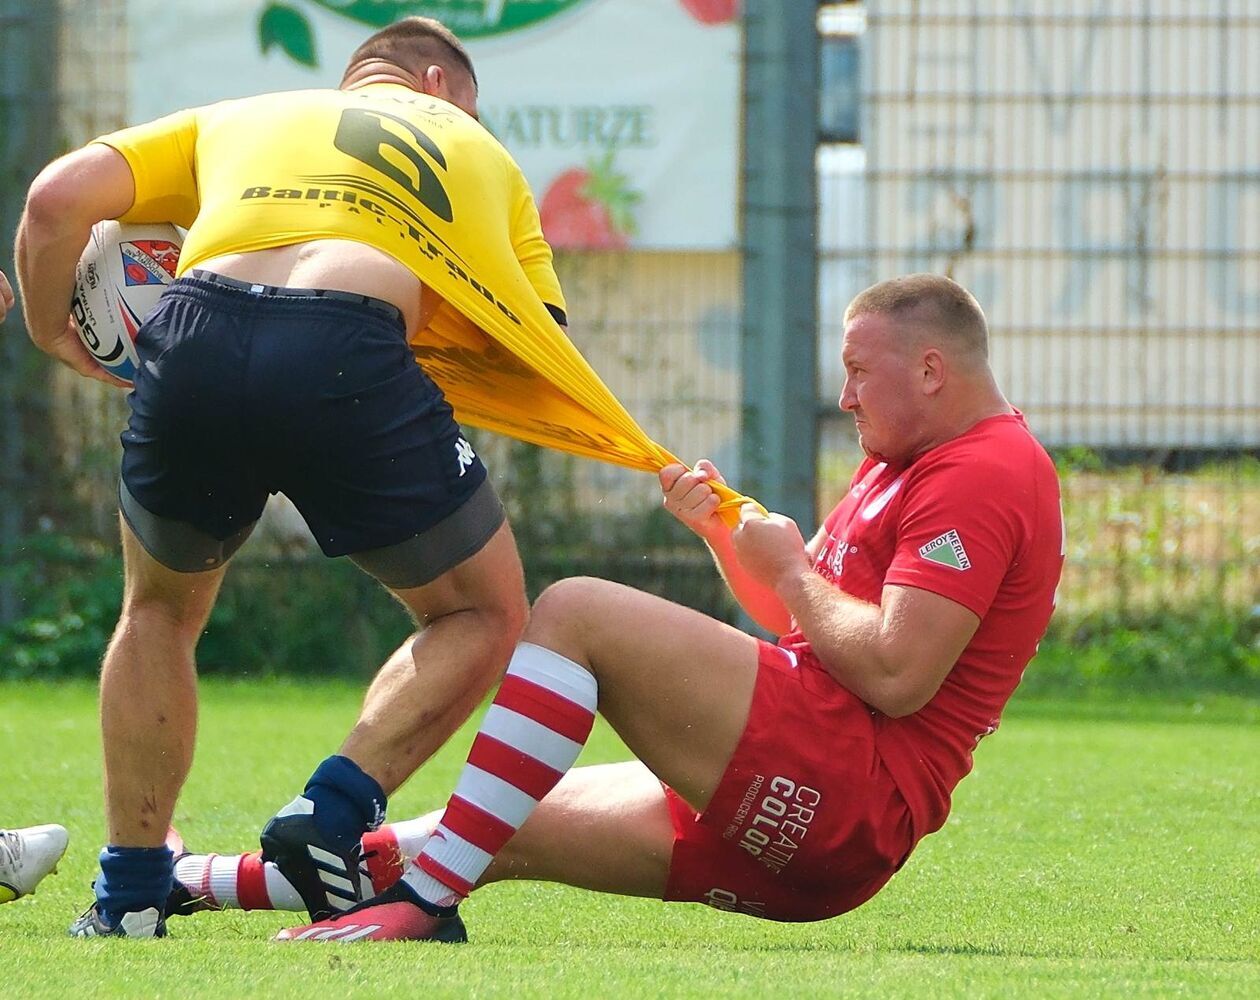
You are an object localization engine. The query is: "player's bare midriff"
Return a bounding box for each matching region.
[196,239,442,335]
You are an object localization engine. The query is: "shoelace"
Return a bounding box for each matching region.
[0,829,22,870]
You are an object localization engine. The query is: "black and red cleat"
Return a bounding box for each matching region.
[274,882,466,943]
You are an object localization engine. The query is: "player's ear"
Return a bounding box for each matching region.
[922,348,947,395]
[420,65,446,96]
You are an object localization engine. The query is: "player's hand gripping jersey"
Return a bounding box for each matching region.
[95,85,757,523]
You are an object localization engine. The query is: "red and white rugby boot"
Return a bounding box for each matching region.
[274,882,466,943]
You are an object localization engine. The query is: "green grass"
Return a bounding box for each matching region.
[2,681,1257,998]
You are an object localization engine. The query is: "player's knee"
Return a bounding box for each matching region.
[525,576,610,645]
[489,589,529,661]
[481,574,529,643]
[414,589,526,682]
[117,590,212,646]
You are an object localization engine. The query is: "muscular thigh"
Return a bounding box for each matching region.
[489,762,674,899]
[526,578,761,812]
[387,520,525,626]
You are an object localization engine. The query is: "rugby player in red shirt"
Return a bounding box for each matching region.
[174,273,1065,939]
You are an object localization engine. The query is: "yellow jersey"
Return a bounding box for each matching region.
[94,85,759,522]
[95,83,566,326]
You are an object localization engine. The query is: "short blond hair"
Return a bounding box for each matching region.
[845,273,989,359]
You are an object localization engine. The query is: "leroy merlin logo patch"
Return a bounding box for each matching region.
[919,530,971,571]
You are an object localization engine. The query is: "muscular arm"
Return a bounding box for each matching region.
[660,461,825,635]
[15,143,135,382]
[732,508,979,717]
[697,519,795,635]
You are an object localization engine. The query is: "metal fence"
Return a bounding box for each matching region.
[820,1,1259,618]
[2,1,1255,639]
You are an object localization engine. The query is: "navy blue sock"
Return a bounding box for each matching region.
[95,845,174,925]
[302,755,387,854]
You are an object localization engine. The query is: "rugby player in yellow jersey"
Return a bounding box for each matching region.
[15,18,569,938]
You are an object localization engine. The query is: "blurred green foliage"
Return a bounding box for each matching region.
[0,498,736,682]
[1,526,1254,694]
[1,446,1254,691]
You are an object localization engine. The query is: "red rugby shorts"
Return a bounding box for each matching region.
[663,641,915,922]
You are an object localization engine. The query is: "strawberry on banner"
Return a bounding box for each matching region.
[539,151,641,250]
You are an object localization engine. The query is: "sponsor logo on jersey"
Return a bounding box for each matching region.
[239,178,524,327]
[824,538,856,579]
[919,529,971,570]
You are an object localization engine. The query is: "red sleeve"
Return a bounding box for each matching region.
[884,452,1025,619]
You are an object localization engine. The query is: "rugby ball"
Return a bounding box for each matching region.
[71,220,182,384]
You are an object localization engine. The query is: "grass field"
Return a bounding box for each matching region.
[2,680,1257,998]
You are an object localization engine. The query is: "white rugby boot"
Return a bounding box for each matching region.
[0,824,70,903]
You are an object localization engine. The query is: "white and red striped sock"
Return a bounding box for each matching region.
[403,642,598,906]
[171,819,436,910]
[172,850,303,911]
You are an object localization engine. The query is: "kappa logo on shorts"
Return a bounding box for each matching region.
[455,437,476,476]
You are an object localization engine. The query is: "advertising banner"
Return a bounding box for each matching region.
[126,0,740,249]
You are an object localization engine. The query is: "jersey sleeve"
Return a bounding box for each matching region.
[884,452,1024,619]
[91,108,201,228]
[507,162,568,326]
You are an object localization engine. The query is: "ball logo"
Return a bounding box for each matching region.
[73,221,182,385]
[70,295,101,351]
[120,241,181,286]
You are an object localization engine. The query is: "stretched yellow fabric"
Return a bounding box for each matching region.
[414,302,762,527]
[95,84,761,522]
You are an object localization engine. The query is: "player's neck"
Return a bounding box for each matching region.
[914,385,1014,459]
[342,65,423,93]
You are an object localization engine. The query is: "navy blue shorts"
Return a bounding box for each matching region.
[120,271,500,583]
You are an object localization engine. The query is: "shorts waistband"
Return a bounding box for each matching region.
[185,269,405,325]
